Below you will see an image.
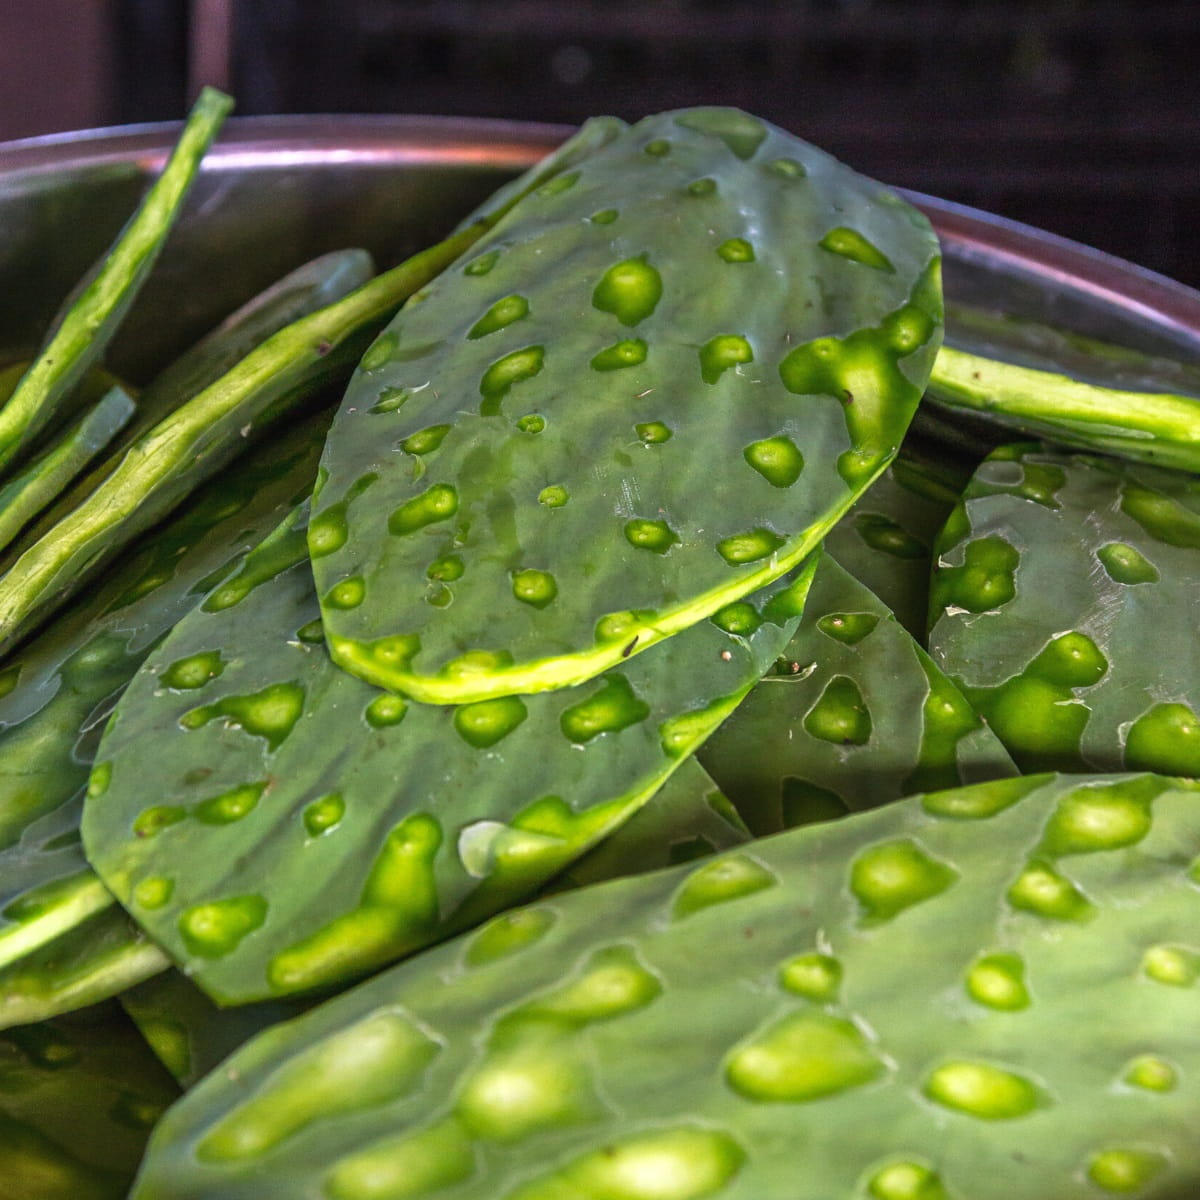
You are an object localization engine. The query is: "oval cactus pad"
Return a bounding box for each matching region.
[312,107,942,703]
[928,445,1200,775]
[133,772,1200,1199]
[82,507,813,1004]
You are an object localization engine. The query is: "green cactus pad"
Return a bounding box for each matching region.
[0,1005,179,1199]
[132,772,1200,1199]
[928,445,1200,774]
[311,107,942,703]
[823,446,969,641]
[82,506,813,1004]
[699,554,1016,834]
[0,414,328,1010]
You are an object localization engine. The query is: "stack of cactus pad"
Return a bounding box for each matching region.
[1,95,1198,1200]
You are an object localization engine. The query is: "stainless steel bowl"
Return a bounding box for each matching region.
[2,114,1199,390]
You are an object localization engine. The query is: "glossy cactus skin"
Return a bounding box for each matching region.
[699,553,1016,834]
[82,505,813,1005]
[928,301,1200,472]
[0,88,231,479]
[311,106,942,704]
[0,1005,179,1199]
[133,772,1200,1200]
[928,444,1200,774]
[823,447,967,641]
[0,414,328,1013]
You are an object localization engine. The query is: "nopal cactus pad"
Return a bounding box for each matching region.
[699,553,1017,835]
[132,772,1200,1199]
[311,106,942,703]
[928,445,1200,775]
[82,507,813,1005]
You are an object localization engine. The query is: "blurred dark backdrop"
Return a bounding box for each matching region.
[2,0,1197,288]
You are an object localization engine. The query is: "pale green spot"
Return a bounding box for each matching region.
[1142,943,1200,986]
[850,838,957,922]
[805,675,872,745]
[132,806,186,838]
[538,485,569,508]
[195,782,265,825]
[816,611,878,646]
[591,338,648,371]
[965,952,1030,1011]
[466,908,557,966]
[867,1160,950,1200]
[561,674,649,743]
[360,331,397,372]
[512,568,557,609]
[87,761,112,799]
[455,696,528,749]
[635,421,672,444]
[710,601,761,636]
[516,413,546,434]
[479,346,545,414]
[1122,1054,1178,1092]
[592,256,663,326]
[674,854,777,918]
[699,334,753,384]
[923,1060,1041,1119]
[325,576,366,610]
[132,877,174,910]
[590,208,618,224]
[717,237,755,263]
[744,436,803,487]
[179,895,268,958]
[308,507,349,557]
[727,1010,884,1102]
[463,250,499,276]
[304,793,346,837]
[1041,778,1156,856]
[1097,541,1159,584]
[1008,861,1095,922]
[469,294,529,339]
[325,1121,474,1200]
[366,694,407,728]
[388,483,458,536]
[400,424,450,456]
[779,952,841,1001]
[687,177,717,196]
[819,226,895,272]
[160,650,225,690]
[1087,1148,1169,1193]
[625,518,679,555]
[717,527,784,565]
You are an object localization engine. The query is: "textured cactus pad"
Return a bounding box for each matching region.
[82,506,813,1004]
[1,1005,178,1198]
[311,106,942,703]
[134,771,1200,1199]
[928,445,1200,774]
[699,553,1016,834]
[823,447,967,641]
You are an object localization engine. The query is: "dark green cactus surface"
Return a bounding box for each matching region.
[928,444,1200,774]
[311,106,942,704]
[822,447,968,641]
[699,553,1016,834]
[0,414,328,1014]
[1,1004,179,1199]
[82,506,813,1004]
[133,771,1200,1199]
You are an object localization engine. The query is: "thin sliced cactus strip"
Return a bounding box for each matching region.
[0,384,134,556]
[82,507,813,1004]
[928,444,1200,775]
[823,445,967,641]
[548,758,749,892]
[312,106,942,704]
[0,907,167,1031]
[0,88,231,479]
[6,250,374,563]
[699,553,1016,834]
[0,1004,178,1199]
[132,772,1200,1200]
[0,414,327,1005]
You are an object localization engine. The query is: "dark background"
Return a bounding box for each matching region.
[3,0,1198,289]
